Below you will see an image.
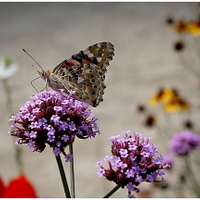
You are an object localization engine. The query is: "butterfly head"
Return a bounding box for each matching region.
[37,70,51,80]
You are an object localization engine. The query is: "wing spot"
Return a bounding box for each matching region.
[91,91,96,95]
[96,57,102,62]
[91,79,96,83]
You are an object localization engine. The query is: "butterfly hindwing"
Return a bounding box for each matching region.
[57,63,106,107]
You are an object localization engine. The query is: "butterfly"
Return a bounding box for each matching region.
[37,42,115,107]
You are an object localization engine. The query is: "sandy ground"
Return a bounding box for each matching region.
[0,2,199,198]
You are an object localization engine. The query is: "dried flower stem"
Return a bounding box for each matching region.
[69,143,75,198]
[103,185,120,198]
[55,155,71,198]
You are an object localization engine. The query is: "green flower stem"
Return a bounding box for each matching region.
[55,155,71,198]
[2,78,12,116]
[15,145,24,174]
[69,143,75,198]
[103,185,121,198]
[2,78,24,174]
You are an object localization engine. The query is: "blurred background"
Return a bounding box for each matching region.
[1,2,200,198]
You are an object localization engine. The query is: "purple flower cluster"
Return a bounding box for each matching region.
[96,131,168,198]
[169,130,200,155]
[8,90,99,161]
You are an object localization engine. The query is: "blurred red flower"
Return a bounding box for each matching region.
[0,174,37,198]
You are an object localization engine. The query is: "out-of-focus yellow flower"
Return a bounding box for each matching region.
[187,21,200,36]
[149,88,178,107]
[149,87,190,113]
[172,19,189,34]
[164,96,190,113]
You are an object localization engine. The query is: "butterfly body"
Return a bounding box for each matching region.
[38,42,115,107]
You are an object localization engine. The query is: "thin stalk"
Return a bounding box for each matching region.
[184,156,200,197]
[2,78,12,116]
[103,185,120,198]
[2,78,24,173]
[55,155,71,198]
[69,143,75,198]
[15,145,24,174]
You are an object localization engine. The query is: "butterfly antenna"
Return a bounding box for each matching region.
[22,48,44,71]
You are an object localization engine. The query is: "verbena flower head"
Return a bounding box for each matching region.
[96,131,168,198]
[8,90,99,161]
[169,130,200,155]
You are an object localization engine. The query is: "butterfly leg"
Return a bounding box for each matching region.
[31,76,40,93]
[40,77,49,92]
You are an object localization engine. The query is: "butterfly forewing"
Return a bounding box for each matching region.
[39,42,115,107]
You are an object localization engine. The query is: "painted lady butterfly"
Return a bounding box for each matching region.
[37,42,115,107]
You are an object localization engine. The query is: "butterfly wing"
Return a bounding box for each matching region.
[52,42,115,107]
[53,42,114,73]
[54,63,105,107]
